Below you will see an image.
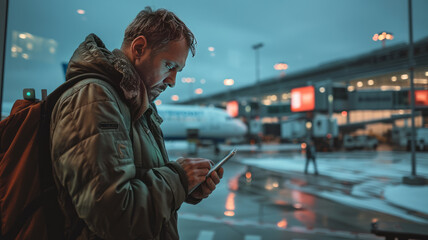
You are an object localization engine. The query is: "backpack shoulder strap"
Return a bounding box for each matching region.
[45,73,113,112]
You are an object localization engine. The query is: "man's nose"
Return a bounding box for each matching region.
[165,71,177,88]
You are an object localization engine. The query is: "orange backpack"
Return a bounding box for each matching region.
[0,73,110,240]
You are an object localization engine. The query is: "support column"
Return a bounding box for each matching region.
[0,0,9,116]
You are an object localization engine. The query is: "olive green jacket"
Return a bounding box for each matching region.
[50,34,193,240]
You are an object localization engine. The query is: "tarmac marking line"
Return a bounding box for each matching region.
[196,230,215,240]
[244,235,261,240]
[180,212,378,239]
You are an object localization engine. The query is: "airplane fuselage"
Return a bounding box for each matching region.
[157,104,247,142]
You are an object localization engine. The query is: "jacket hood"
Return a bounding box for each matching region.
[65,33,149,119]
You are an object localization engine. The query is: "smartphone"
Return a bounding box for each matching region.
[206,148,237,176]
[188,148,237,195]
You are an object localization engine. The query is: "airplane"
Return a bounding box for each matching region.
[1,101,248,148]
[156,104,248,145]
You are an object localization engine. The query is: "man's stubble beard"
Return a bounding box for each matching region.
[148,85,166,102]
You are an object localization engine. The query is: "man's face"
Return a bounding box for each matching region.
[135,38,189,102]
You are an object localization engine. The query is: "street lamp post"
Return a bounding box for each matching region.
[252,43,264,83]
[224,78,234,101]
[252,43,264,148]
[373,32,394,48]
[274,62,288,77]
[403,0,425,185]
[252,43,264,110]
[408,0,416,177]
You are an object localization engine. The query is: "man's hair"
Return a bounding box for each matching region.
[123,7,196,57]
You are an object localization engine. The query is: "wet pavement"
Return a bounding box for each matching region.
[231,147,428,221]
[166,142,428,239]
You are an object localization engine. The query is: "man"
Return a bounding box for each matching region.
[304,140,319,175]
[50,7,223,239]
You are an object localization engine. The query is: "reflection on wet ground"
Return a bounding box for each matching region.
[173,144,428,239]
[224,192,236,217]
[233,164,428,237]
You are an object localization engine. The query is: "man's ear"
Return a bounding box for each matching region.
[131,36,148,58]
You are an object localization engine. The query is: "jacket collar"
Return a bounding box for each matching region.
[147,103,164,124]
[111,49,149,120]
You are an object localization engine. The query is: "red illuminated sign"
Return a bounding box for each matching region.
[291,86,315,112]
[226,101,239,117]
[415,90,428,106]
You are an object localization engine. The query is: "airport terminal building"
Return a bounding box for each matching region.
[182,37,428,149]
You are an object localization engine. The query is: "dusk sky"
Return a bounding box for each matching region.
[3,0,428,108]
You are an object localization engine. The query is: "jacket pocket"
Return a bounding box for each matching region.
[115,140,133,164]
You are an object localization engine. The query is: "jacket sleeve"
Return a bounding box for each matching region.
[50,82,187,239]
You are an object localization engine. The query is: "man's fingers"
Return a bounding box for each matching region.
[217,167,224,178]
[190,168,209,177]
[178,158,212,169]
[193,159,212,169]
[205,178,216,190]
[209,171,221,185]
[188,177,206,192]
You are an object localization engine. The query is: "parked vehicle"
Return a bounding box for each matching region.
[343,134,378,150]
[281,114,338,150]
[391,127,428,151]
[416,128,428,151]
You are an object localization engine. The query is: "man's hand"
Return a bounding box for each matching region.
[190,167,224,199]
[176,158,224,199]
[176,158,211,191]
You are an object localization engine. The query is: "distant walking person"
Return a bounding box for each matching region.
[304,140,319,175]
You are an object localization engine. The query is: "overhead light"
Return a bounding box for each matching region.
[368,79,374,86]
[381,86,394,91]
[401,74,408,80]
[224,79,234,86]
[281,93,291,100]
[245,106,251,113]
[262,99,272,105]
[182,77,195,83]
[347,86,355,92]
[274,63,288,71]
[171,95,179,101]
[270,95,277,101]
[391,76,397,82]
[414,79,428,84]
[319,87,325,93]
[194,88,203,94]
[357,81,363,87]
[77,9,85,15]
